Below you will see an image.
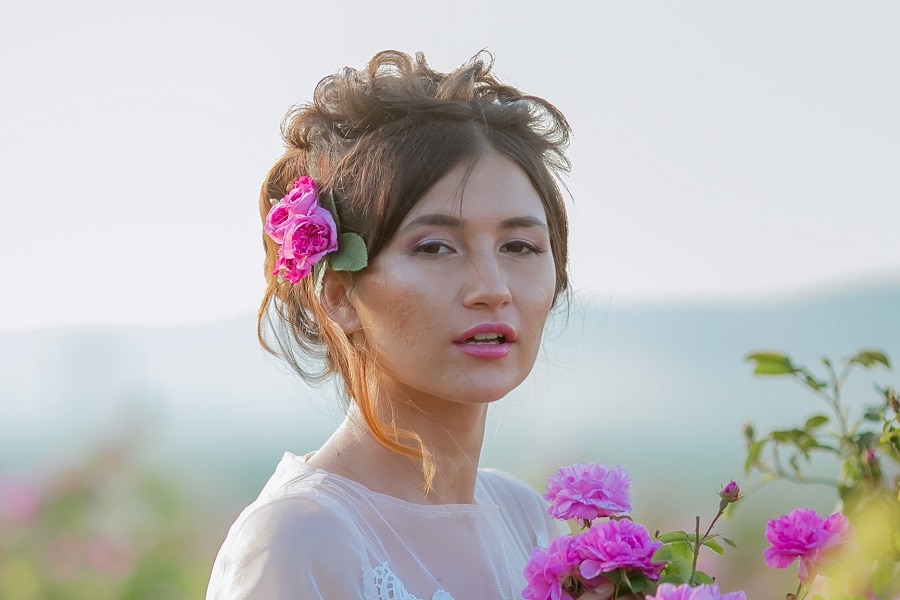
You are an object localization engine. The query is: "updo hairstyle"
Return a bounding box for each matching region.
[257,50,572,481]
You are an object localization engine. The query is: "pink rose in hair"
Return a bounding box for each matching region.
[544,463,631,521]
[264,203,293,244]
[284,176,317,204]
[574,519,664,581]
[280,210,337,262]
[266,177,339,284]
[264,177,320,244]
[763,508,852,583]
[646,583,747,600]
[522,535,582,600]
[273,256,309,284]
[273,213,337,284]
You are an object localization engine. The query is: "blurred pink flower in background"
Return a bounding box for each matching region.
[0,478,40,524]
[763,508,852,583]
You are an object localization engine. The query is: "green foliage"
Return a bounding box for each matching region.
[743,347,900,599]
[746,352,800,375]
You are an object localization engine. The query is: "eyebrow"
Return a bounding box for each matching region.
[399,213,548,234]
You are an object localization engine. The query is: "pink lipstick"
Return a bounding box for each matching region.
[453,323,516,359]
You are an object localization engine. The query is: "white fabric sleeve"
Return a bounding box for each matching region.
[207,496,370,600]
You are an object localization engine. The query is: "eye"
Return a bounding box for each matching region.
[413,240,455,255]
[501,240,544,255]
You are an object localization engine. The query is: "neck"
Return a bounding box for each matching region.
[309,394,488,505]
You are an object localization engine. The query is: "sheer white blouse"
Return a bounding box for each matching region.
[207,452,566,599]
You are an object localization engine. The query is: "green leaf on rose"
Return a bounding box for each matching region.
[849,349,891,370]
[701,537,725,556]
[691,570,715,585]
[659,541,693,583]
[614,568,650,594]
[722,536,737,548]
[745,439,765,474]
[746,352,799,375]
[804,415,830,430]
[657,573,688,585]
[657,531,691,544]
[864,408,883,422]
[329,233,368,272]
[804,374,828,391]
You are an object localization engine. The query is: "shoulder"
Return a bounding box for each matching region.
[228,453,368,554]
[229,492,364,556]
[207,456,370,599]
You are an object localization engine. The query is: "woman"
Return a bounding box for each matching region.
[207,51,618,600]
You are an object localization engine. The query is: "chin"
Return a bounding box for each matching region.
[457,377,528,405]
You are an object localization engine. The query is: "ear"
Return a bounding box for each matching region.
[319,269,361,334]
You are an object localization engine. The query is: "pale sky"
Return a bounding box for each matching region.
[2,1,898,332]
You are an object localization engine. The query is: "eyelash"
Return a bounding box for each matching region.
[413,241,455,255]
[412,240,546,256]
[502,240,546,255]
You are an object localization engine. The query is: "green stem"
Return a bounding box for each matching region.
[690,506,724,584]
[770,445,841,487]
[690,516,701,584]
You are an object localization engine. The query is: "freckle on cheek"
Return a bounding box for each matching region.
[382,291,427,348]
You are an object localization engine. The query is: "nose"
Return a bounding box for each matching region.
[463,250,512,309]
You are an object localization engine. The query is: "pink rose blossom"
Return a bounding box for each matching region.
[574,519,664,581]
[522,535,582,600]
[265,177,339,284]
[763,508,852,583]
[280,211,337,263]
[544,463,632,521]
[264,203,293,244]
[274,256,312,284]
[646,583,747,600]
[284,176,317,205]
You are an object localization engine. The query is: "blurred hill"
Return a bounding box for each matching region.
[2,282,898,513]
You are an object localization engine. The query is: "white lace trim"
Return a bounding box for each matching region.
[366,561,455,600]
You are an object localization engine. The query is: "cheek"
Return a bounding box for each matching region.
[519,266,557,334]
[355,282,435,354]
[521,298,554,344]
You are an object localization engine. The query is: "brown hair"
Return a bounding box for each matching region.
[257,50,572,485]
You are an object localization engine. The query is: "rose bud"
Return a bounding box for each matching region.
[718,481,740,510]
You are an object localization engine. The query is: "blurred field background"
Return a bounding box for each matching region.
[2,284,898,598]
[3,1,900,597]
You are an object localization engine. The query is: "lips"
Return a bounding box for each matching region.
[454,323,517,345]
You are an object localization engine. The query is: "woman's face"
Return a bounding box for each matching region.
[345,151,558,408]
